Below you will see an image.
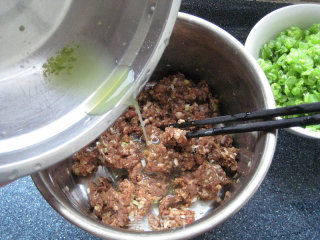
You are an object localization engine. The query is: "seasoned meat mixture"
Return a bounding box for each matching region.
[72,73,239,230]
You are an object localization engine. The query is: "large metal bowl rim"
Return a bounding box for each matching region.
[32,12,277,240]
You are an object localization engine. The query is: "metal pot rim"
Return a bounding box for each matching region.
[32,12,277,240]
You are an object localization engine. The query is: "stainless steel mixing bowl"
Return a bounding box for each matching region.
[32,13,277,240]
[0,0,180,183]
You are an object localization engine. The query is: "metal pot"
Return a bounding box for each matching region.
[32,13,277,240]
[0,0,180,183]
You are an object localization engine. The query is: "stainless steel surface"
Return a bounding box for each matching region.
[0,0,180,183]
[32,13,277,240]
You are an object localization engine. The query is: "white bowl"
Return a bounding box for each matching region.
[245,4,320,139]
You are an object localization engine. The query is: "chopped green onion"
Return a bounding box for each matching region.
[43,45,79,77]
[258,22,320,131]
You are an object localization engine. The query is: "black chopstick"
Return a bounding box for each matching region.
[161,102,320,129]
[186,114,320,138]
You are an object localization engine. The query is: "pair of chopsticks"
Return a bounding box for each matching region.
[161,102,320,138]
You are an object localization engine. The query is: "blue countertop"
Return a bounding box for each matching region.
[1,1,320,239]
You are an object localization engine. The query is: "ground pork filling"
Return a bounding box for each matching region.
[72,73,239,230]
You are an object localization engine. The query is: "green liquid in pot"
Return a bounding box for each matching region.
[42,43,149,143]
[43,43,135,115]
